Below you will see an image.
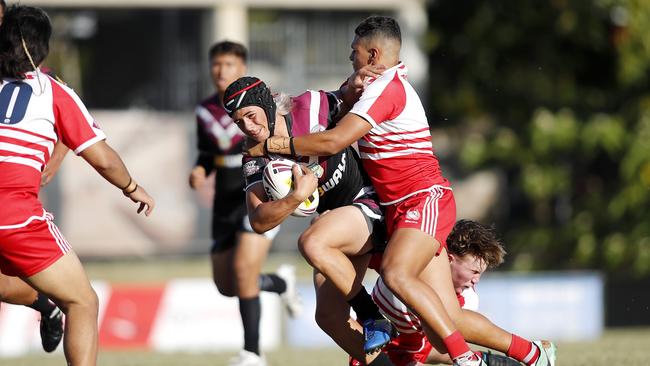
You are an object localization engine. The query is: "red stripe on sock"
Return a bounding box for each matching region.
[443,330,471,360]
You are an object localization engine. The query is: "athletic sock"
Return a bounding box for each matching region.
[258,273,286,294]
[507,334,540,365]
[347,287,382,322]
[444,330,474,361]
[239,297,261,355]
[368,352,395,365]
[27,293,56,316]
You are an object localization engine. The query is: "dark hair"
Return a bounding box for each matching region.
[208,41,247,63]
[0,5,51,79]
[354,15,401,44]
[1,0,6,13]
[447,219,506,269]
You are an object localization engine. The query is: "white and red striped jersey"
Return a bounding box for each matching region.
[372,276,479,334]
[0,69,105,228]
[349,63,448,205]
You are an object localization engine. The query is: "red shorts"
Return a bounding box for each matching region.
[385,186,456,254]
[0,211,71,277]
[350,332,433,366]
[385,332,433,366]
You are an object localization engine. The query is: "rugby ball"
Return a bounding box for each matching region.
[262,158,319,217]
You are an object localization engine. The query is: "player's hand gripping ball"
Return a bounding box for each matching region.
[262,158,320,217]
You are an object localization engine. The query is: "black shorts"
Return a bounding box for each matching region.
[210,199,248,254]
[210,200,281,254]
[210,220,247,254]
[351,187,387,253]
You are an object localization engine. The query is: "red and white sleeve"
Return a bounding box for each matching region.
[51,77,106,154]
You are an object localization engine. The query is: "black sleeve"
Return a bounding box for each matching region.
[195,116,214,174]
[242,156,267,190]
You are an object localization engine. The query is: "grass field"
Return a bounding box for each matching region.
[5,327,650,365]
[5,256,650,365]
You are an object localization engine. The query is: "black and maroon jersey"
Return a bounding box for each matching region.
[194,93,247,206]
[242,90,371,213]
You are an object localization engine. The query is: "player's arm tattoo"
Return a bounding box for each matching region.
[245,136,293,157]
[266,136,292,155]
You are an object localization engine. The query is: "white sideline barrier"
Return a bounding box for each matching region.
[0,273,602,357]
[286,272,604,347]
[0,279,281,357]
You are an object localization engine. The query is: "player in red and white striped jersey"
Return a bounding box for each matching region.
[248,16,555,366]
[0,5,154,365]
[367,220,522,366]
[0,0,65,354]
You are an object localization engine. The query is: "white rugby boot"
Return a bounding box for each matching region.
[276,264,303,318]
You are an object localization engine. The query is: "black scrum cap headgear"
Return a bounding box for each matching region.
[223,76,277,136]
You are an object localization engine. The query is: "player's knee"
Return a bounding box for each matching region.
[211,270,235,297]
[297,230,325,265]
[61,286,99,318]
[80,287,99,313]
[213,279,236,297]
[380,265,413,295]
[0,276,16,301]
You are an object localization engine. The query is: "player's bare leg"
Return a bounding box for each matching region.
[299,206,394,354]
[23,252,98,366]
[421,249,548,365]
[314,270,364,359]
[381,228,480,364]
[234,232,273,299]
[314,255,371,361]
[211,248,236,297]
[381,229,457,337]
[0,272,64,352]
[0,272,38,305]
[422,253,510,349]
[426,344,454,365]
[298,206,373,297]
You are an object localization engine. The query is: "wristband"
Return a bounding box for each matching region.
[124,184,138,195]
[121,177,132,191]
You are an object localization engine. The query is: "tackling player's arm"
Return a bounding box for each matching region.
[245,64,385,158]
[332,64,386,115]
[246,164,317,233]
[80,140,155,216]
[248,114,372,157]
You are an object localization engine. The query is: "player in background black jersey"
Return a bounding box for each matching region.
[188,42,300,366]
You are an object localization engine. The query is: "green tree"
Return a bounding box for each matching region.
[426,0,650,275]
